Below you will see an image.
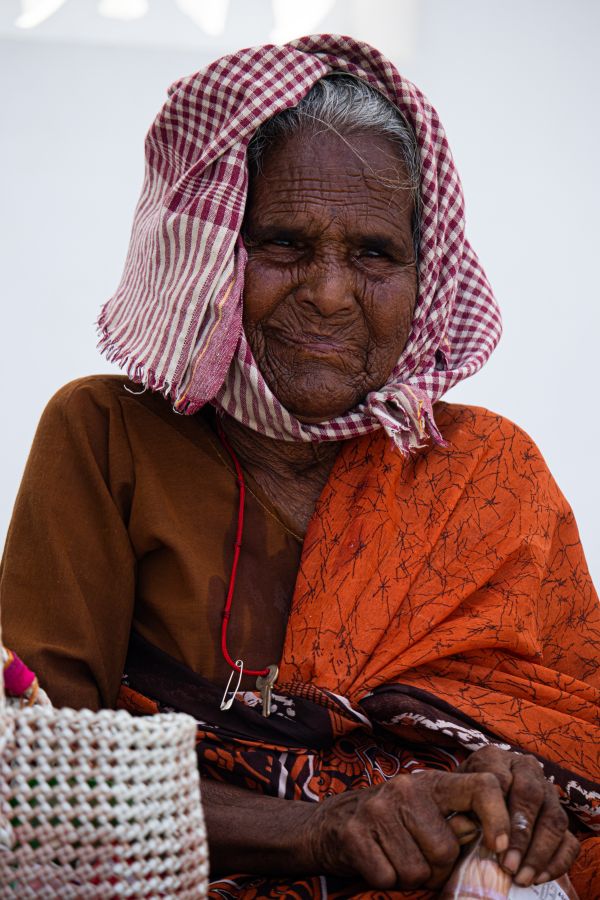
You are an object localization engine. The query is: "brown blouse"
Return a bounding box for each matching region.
[0,376,302,710]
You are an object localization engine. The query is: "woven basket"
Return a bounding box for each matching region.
[0,679,208,897]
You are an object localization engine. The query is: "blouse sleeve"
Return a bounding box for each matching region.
[0,377,136,710]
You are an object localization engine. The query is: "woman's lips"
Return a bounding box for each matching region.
[269,331,352,355]
[298,339,346,355]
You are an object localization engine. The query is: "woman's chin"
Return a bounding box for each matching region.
[257,348,376,423]
[273,382,367,423]
[286,398,359,424]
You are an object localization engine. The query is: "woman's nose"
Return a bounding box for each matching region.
[294,261,355,317]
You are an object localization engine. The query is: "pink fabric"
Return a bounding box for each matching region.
[98,34,502,451]
[3,649,36,696]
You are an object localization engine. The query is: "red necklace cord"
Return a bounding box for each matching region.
[216,416,269,679]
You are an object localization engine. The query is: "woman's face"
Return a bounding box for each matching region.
[242,129,418,423]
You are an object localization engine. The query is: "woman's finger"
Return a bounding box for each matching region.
[448,812,479,846]
[533,830,581,886]
[501,754,548,875]
[359,779,456,889]
[372,802,435,890]
[424,771,511,854]
[459,745,514,794]
[407,810,461,888]
[511,785,571,886]
[382,784,463,888]
[341,815,401,890]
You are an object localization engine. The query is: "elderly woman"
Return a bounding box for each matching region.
[2,35,599,899]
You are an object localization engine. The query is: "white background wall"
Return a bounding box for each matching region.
[1,0,598,586]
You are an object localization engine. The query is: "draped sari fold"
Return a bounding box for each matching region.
[281,403,600,801]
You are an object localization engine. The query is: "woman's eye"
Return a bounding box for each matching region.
[270,239,294,248]
[358,247,388,260]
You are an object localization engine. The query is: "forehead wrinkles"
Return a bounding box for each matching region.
[258,158,402,196]
[250,168,411,230]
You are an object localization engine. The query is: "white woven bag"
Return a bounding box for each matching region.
[0,639,208,898]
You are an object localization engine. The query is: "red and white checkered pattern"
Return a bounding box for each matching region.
[98,35,501,451]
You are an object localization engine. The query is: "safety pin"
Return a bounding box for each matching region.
[220,659,244,711]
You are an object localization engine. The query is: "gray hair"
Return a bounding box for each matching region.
[247,74,421,259]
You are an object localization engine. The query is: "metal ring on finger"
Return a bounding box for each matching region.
[512,812,529,832]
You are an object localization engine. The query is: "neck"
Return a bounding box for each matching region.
[219,414,341,476]
[218,414,342,537]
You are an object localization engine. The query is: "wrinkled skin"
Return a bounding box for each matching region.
[210,130,579,889]
[242,128,418,422]
[304,747,579,890]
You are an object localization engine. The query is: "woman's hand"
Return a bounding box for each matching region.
[304,769,511,890]
[201,755,578,889]
[459,745,580,886]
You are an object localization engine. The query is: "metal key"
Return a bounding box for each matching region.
[256,664,279,718]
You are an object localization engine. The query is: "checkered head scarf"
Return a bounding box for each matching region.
[98,34,501,451]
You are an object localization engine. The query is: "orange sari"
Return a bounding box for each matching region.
[280,402,600,895]
[283,402,600,783]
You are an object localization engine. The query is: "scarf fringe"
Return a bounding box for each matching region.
[96,310,176,404]
[370,390,448,454]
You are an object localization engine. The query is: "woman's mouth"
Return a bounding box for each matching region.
[269,331,351,356]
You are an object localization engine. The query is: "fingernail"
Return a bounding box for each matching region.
[535,872,551,885]
[502,849,521,874]
[495,833,509,854]
[515,865,536,886]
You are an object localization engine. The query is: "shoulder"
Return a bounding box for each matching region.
[432,401,568,512]
[435,401,546,459]
[43,375,131,416]
[35,376,139,442]
[39,375,215,449]
[42,374,191,422]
